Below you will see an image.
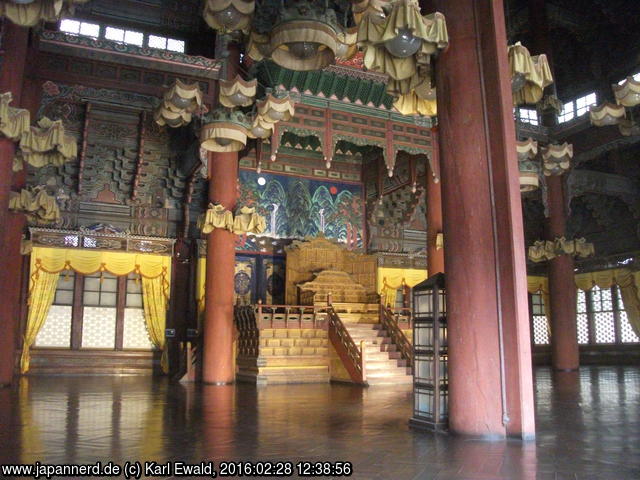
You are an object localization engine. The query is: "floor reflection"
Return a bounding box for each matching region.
[0,366,638,479]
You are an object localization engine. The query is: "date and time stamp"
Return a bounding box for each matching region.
[1,460,354,478]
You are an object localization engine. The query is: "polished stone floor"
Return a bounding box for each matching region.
[0,366,638,479]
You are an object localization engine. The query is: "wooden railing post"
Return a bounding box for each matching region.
[360,340,366,383]
[327,292,332,306]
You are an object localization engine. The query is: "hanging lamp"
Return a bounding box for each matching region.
[200,109,250,153]
[247,1,356,71]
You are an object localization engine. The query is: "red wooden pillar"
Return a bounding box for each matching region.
[547,175,578,371]
[426,128,444,275]
[201,42,240,385]
[0,23,30,387]
[431,0,536,439]
[202,152,238,384]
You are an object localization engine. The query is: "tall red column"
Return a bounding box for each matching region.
[426,128,444,275]
[202,153,238,384]
[547,175,578,370]
[201,42,240,385]
[0,22,30,387]
[431,0,536,439]
[526,0,579,372]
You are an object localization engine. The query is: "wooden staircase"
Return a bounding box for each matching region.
[332,303,413,386]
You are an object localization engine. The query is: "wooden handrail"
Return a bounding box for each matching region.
[326,297,367,385]
[380,304,414,372]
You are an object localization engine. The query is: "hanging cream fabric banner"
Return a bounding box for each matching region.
[377,267,428,307]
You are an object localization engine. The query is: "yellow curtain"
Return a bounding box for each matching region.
[526,275,551,334]
[31,247,170,279]
[21,263,60,373]
[377,267,428,307]
[197,257,206,319]
[574,268,640,338]
[142,277,169,373]
[26,247,172,373]
[527,269,640,339]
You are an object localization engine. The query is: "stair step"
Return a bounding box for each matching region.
[365,360,408,370]
[365,369,412,378]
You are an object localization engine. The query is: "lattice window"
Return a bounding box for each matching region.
[122,274,153,350]
[35,273,75,348]
[530,293,549,345]
[60,19,100,38]
[83,272,118,307]
[591,286,616,344]
[81,307,116,349]
[518,108,539,125]
[576,290,589,344]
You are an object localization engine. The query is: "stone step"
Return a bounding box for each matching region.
[329,303,379,313]
[364,351,401,361]
[364,343,398,353]
[367,374,413,386]
[365,359,408,370]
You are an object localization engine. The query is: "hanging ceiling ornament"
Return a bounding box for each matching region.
[0,0,89,27]
[154,80,203,128]
[0,91,30,141]
[357,0,448,116]
[589,102,626,127]
[257,93,295,123]
[247,1,357,71]
[393,80,437,117]
[508,42,553,105]
[200,108,250,153]
[247,113,274,139]
[219,75,257,108]
[351,0,388,25]
[16,117,77,171]
[203,0,255,33]
[9,186,61,224]
[516,138,539,192]
[541,142,573,176]
[613,76,640,107]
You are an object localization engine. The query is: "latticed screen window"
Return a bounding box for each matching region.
[530,293,549,345]
[578,286,639,345]
[35,273,75,348]
[34,272,155,351]
[83,272,118,307]
[123,274,153,350]
[576,290,589,344]
[591,286,616,343]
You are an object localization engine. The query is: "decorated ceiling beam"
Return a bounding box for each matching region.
[264,96,432,177]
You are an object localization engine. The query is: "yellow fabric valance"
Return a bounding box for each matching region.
[30,246,171,282]
[233,206,267,235]
[0,92,30,141]
[16,117,78,170]
[200,203,234,233]
[377,267,428,306]
[9,188,60,224]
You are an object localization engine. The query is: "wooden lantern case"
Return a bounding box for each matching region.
[409,272,448,432]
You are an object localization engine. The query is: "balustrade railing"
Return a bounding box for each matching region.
[380,304,414,372]
[327,295,367,385]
